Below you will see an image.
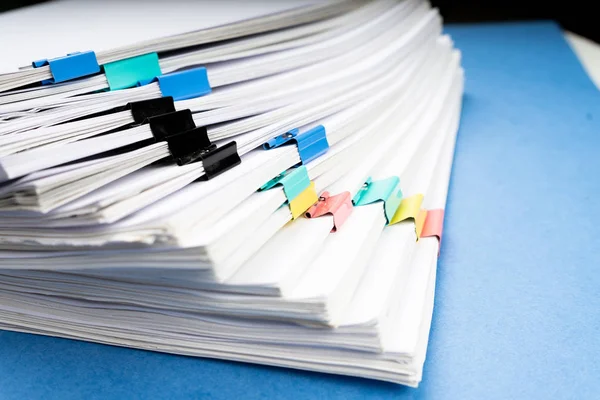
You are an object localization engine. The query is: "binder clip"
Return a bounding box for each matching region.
[104,53,162,91]
[352,176,403,224]
[389,194,426,239]
[158,126,215,165]
[264,128,299,148]
[260,165,311,201]
[200,142,242,180]
[289,182,318,219]
[147,109,241,179]
[147,110,196,141]
[125,97,176,124]
[260,166,318,219]
[416,209,428,240]
[263,125,329,164]
[139,67,212,101]
[33,51,100,84]
[421,209,445,251]
[305,191,353,232]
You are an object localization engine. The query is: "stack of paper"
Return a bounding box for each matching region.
[0,0,463,387]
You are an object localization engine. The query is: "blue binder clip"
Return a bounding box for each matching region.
[139,67,212,101]
[352,176,403,224]
[264,128,299,148]
[32,51,100,84]
[263,125,329,164]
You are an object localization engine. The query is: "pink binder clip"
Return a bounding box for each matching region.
[305,191,353,232]
[421,209,445,254]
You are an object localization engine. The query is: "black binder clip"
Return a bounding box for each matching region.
[146,109,241,179]
[200,141,241,180]
[147,109,196,141]
[126,97,176,124]
[161,126,215,165]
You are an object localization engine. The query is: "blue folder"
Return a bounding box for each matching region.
[1,21,599,400]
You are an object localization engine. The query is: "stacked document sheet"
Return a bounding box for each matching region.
[0,0,463,387]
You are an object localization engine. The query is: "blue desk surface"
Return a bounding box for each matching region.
[1,21,599,400]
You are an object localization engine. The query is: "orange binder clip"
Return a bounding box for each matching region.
[305,191,353,232]
[421,208,445,254]
[416,209,428,239]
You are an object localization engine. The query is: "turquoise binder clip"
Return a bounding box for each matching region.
[352,176,403,224]
[104,53,162,91]
[260,165,311,201]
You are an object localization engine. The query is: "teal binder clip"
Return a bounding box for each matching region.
[352,176,403,224]
[260,165,311,201]
[104,53,162,91]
